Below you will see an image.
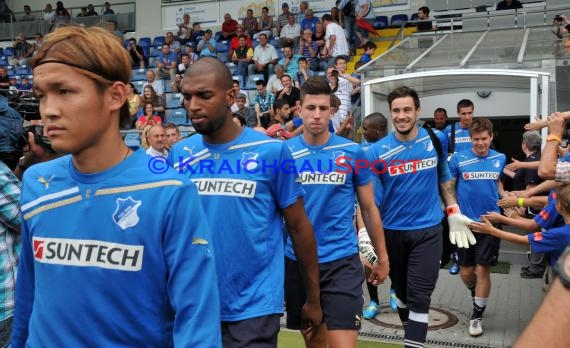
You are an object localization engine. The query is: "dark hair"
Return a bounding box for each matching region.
[298,57,307,63]
[434,107,447,116]
[180,53,190,59]
[262,6,269,12]
[457,99,474,112]
[556,184,570,215]
[364,112,388,131]
[321,14,333,22]
[258,33,268,40]
[232,114,247,126]
[232,79,240,86]
[418,6,430,16]
[164,122,180,133]
[363,41,377,50]
[300,76,332,104]
[331,94,340,109]
[334,56,347,65]
[387,86,420,109]
[255,80,265,87]
[469,117,493,137]
[273,98,286,112]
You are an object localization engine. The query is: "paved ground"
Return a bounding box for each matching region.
[281,262,546,347]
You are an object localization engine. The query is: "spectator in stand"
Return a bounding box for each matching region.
[296,57,313,87]
[20,5,35,21]
[257,7,273,36]
[141,85,165,117]
[496,0,522,10]
[190,22,205,47]
[107,20,123,41]
[103,1,115,15]
[432,107,449,131]
[0,88,22,169]
[234,93,257,127]
[0,0,15,22]
[136,103,163,130]
[155,43,177,81]
[31,33,44,57]
[127,37,146,69]
[355,0,374,47]
[313,22,328,64]
[9,33,33,66]
[172,53,192,93]
[266,65,285,94]
[249,33,278,82]
[164,123,181,150]
[177,14,192,44]
[86,4,98,16]
[145,124,168,157]
[16,76,33,92]
[197,29,217,58]
[322,14,349,62]
[275,73,301,116]
[416,6,437,32]
[142,70,164,96]
[279,46,302,77]
[181,42,198,63]
[42,3,55,29]
[277,3,291,35]
[230,80,250,113]
[126,82,143,128]
[221,13,238,40]
[301,9,319,34]
[337,0,356,53]
[331,7,342,25]
[296,1,309,26]
[0,67,10,90]
[253,79,275,129]
[54,1,70,23]
[299,29,320,71]
[280,14,301,49]
[327,67,352,131]
[165,31,181,55]
[76,7,88,17]
[229,26,252,59]
[359,41,376,63]
[242,9,258,37]
[553,15,570,39]
[232,35,253,82]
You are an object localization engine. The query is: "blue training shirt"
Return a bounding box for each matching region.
[361,140,383,207]
[366,127,450,230]
[12,150,220,348]
[285,134,371,263]
[444,122,471,154]
[449,149,506,221]
[528,225,570,265]
[534,191,565,229]
[168,127,303,321]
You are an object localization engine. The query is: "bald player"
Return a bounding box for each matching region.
[167,57,322,347]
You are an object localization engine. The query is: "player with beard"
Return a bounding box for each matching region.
[365,86,476,348]
[168,57,322,347]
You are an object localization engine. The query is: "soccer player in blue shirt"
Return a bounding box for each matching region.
[366,86,476,348]
[12,26,221,347]
[284,78,389,347]
[448,118,507,337]
[444,99,475,154]
[168,57,322,347]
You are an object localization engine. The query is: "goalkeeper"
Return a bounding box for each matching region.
[365,86,476,348]
[448,118,507,337]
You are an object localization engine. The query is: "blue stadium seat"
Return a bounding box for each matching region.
[226,62,237,75]
[149,47,161,57]
[133,80,146,91]
[166,108,188,125]
[373,16,389,29]
[269,38,279,48]
[232,75,244,88]
[390,14,409,27]
[4,47,14,57]
[131,68,147,82]
[124,132,140,150]
[165,93,183,109]
[410,13,419,22]
[123,39,130,48]
[276,48,284,60]
[245,74,264,90]
[142,46,150,57]
[16,65,30,75]
[0,48,4,56]
[152,36,165,47]
[214,31,222,42]
[138,37,151,47]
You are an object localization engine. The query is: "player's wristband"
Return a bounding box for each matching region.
[547,134,562,142]
[446,204,460,216]
[517,197,525,208]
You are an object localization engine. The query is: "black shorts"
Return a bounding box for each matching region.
[221,314,280,348]
[457,232,500,267]
[285,254,364,331]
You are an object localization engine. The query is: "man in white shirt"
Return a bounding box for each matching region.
[142,70,164,96]
[280,14,301,50]
[145,125,168,157]
[248,33,278,82]
[321,14,349,65]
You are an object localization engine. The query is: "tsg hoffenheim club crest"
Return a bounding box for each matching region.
[332,151,346,164]
[113,197,142,230]
[241,152,259,170]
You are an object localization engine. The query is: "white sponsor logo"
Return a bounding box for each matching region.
[297,172,347,185]
[191,178,257,198]
[462,172,499,180]
[33,237,143,271]
[456,137,471,143]
[388,157,437,176]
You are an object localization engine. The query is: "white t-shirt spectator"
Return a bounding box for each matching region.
[253,44,278,65]
[326,22,349,57]
[281,23,301,40]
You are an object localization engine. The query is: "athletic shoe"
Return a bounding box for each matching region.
[469,318,483,336]
[449,261,460,275]
[363,301,379,320]
[520,269,543,279]
[389,289,398,313]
